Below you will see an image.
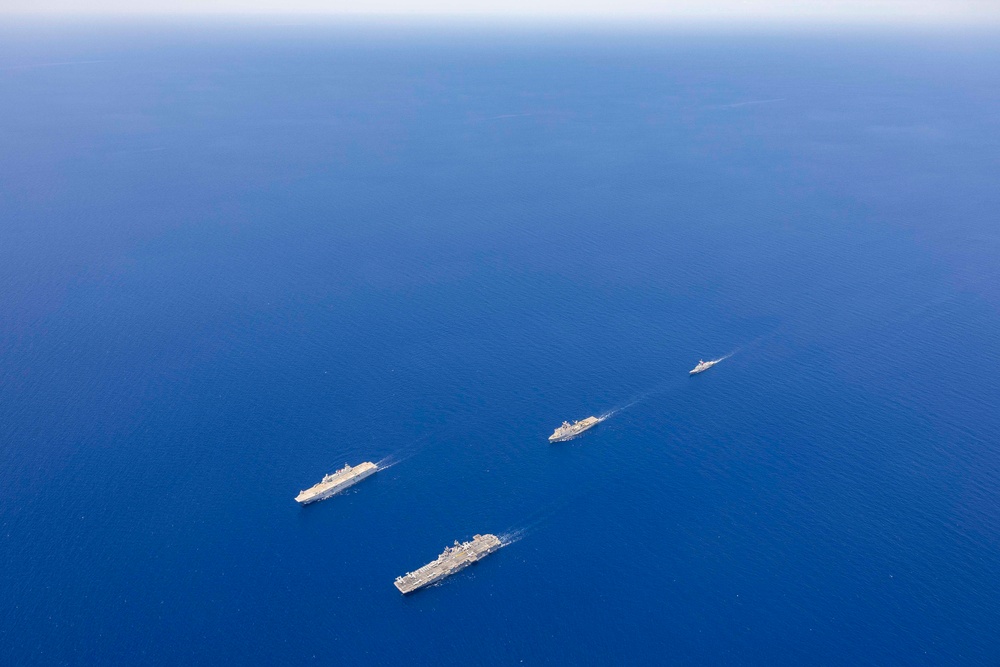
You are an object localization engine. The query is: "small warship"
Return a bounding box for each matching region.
[548,416,601,442]
[394,534,503,594]
[689,358,722,375]
[294,462,378,505]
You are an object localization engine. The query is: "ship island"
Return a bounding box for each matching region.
[294,461,378,505]
[394,534,503,594]
[548,416,601,442]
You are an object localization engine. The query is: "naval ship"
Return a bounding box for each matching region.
[689,358,722,375]
[548,416,601,442]
[394,534,503,594]
[295,461,378,505]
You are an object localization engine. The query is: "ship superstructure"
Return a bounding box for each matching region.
[394,534,502,594]
[295,461,378,505]
[548,416,601,442]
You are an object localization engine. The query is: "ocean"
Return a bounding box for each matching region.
[1,20,999,665]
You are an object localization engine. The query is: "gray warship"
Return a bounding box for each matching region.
[548,416,601,442]
[294,461,378,505]
[394,534,503,595]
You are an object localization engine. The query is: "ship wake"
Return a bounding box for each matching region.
[377,432,434,471]
[376,455,402,471]
[600,376,689,419]
[501,492,586,546]
[718,349,739,362]
[499,529,527,547]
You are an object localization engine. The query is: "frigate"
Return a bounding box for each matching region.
[294,461,378,505]
[548,416,601,442]
[394,534,503,594]
[689,358,721,375]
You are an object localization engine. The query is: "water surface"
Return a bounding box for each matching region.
[1,21,999,665]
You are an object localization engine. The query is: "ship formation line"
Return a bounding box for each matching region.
[295,356,726,594]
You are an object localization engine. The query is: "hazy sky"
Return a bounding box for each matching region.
[3,0,999,24]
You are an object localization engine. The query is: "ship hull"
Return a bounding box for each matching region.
[548,418,600,442]
[296,465,377,505]
[394,534,502,595]
[548,422,598,442]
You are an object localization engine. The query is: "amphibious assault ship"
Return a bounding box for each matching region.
[689,358,721,375]
[295,461,378,505]
[548,416,601,442]
[394,534,503,594]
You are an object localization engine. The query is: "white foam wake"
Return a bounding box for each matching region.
[376,455,400,471]
[376,432,434,471]
[599,375,690,420]
[499,529,527,547]
[501,491,590,546]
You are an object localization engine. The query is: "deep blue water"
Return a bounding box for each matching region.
[2,21,1000,665]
